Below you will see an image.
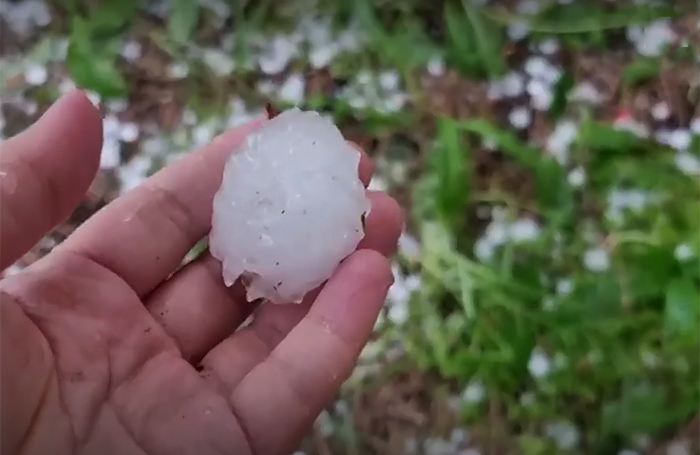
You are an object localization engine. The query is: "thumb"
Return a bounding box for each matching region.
[0,89,103,270]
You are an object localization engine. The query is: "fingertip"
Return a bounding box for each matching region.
[347,141,374,186]
[360,191,405,257]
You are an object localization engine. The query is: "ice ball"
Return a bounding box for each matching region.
[210,108,371,304]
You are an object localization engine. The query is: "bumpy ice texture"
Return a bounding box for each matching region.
[210,108,371,304]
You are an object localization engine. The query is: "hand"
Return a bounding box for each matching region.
[0,90,403,455]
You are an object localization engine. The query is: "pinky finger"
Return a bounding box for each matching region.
[226,249,392,455]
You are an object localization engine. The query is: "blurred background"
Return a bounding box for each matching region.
[1,0,699,454]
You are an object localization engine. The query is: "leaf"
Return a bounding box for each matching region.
[578,119,654,154]
[444,1,505,78]
[431,117,471,231]
[664,278,700,341]
[548,71,574,120]
[458,119,573,216]
[66,17,127,98]
[622,57,662,86]
[459,0,506,77]
[87,0,139,36]
[168,0,201,45]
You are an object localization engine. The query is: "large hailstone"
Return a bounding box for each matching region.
[210,108,371,304]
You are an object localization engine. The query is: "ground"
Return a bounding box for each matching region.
[1,1,699,454]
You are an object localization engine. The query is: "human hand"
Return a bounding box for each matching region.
[0,90,403,455]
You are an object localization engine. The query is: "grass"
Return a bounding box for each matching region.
[4,0,699,453]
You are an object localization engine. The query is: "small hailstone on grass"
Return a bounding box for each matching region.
[674,243,694,261]
[202,48,235,76]
[545,420,580,450]
[427,55,445,76]
[674,152,700,176]
[567,166,586,187]
[24,63,48,86]
[690,117,700,135]
[379,70,400,92]
[278,73,305,104]
[569,81,604,105]
[99,139,121,169]
[583,247,610,272]
[668,129,692,151]
[618,450,640,455]
[538,38,560,55]
[528,79,554,111]
[210,108,370,304]
[507,21,530,41]
[634,19,677,57]
[546,120,578,165]
[510,217,540,242]
[461,379,485,404]
[651,101,671,121]
[167,61,189,79]
[613,116,650,138]
[556,278,574,296]
[528,347,551,378]
[120,40,142,62]
[119,122,139,143]
[509,106,532,130]
[667,440,692,455]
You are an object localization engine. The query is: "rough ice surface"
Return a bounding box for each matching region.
[210,108,370,304]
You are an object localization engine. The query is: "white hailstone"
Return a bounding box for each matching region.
[458,449,481,455]
[583,247,610,272]
[461,379,485,404]
[450,428,470,445]
[398,232,421,262]
[614,116,650,138]
[85,90,101,107]
[545,420,580,450]
[546,120,578,164]
[502,71,526,97]
[567,166,586,187]
[202,48,235,76]
[538,38,560,55]
[651,101,671,121]
[528,78,554,111]
[24,63,48,86]
[278,73,305,104]
[167,61,189,79]
[635,19,676,57]
[569,81,604,105]
[120,40,142,62]
[690,117,700,135]
[667,129,692,151]
[107,98,128,113]
[510,217,540,242]
[509,106,532,130]
[210,109,370,304]
[528,347,551,378]
[674,243,694,261]
[618,450,640,455]
[119,122,139,143]
[258,34,300,75]
[58,78,76,94]
[379,70,400,92]
[507,21,530,41]
[427,55,445,76]
[674,151,700,175]
[99,139,121,169]
[556,278,574,296]
[667,440,691,455]
[118,155,151,194]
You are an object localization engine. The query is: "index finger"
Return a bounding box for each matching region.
[57,119,376,297]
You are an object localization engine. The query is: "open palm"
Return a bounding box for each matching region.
[0,90,403,455]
